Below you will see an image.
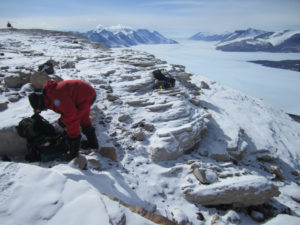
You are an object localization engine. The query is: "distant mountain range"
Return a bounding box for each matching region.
[190,28,300,52]
[80,25,178,48]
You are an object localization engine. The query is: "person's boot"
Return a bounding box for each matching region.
[67,135,81,160]
[81,126,99,149]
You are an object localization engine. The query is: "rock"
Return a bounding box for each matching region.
[210,153,231,162]
[225,210,241,224]
[71,155,87,170]
[123,78,153,92]
[291,170,299,176]
[211,214,219,225]
[88,158,102,169]
[4,72,30,88]
[30,71,63,90]
[270,166,284,181]
[257,155,277,163]
[100,146,117,162]
[193,168,217,184]
[89,79,105,85]
[118,114,131,122]
[141,122,154,132]
[196,212,204,221]
[183,175,280,207]
[146,103,173,112]
[133,129,146,142]
[129,61,156,67]
[8,94,20,102]
[101,70,116,77]
[189,97,202,107]
[0,127,27,156]
[61,61,75,69]
[126,99,154,107]
[0,102,8,111]
[200,81,210,89]
[106,94,119,102]
[150,115,208,162]
[250,210,265,222]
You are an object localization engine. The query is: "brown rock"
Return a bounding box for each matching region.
[133,129,146,141]
[0,102,8,111]
[193,168,210,184]
[107,94,119,102]
[200,81,210,89]
[270,166,284,181]
[100,146,117,162]
[72,155,87,170]
[118,114,131,122]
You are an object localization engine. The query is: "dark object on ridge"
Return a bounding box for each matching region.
[151,69,176,89]
[7,22,12,29]
[38,60,55,75]
[16,113,69,162]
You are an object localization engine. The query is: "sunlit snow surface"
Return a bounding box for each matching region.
[132,40,300,115]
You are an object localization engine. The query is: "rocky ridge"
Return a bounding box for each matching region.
[0,29,300,225]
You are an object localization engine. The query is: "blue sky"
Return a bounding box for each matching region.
[1,0,300,38]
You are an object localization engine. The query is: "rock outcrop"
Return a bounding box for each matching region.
[183,175,280,207]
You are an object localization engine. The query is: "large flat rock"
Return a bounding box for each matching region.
[183,175,280,207]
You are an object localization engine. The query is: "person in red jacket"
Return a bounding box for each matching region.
[28,80,99,159]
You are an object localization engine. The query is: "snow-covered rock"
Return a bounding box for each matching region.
[183,175,280,207]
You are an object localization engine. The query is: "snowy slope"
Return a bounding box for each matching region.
[1,29,300,225]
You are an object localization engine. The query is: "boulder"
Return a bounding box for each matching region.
[0,127,27,156]
[149,115,209,162]
[183,175,280,207]
[118,114,131,122]
[132,129,146,142]
[30,71,49,90]
[71,155,87,170]
[106,94,119,102]
[30,71,63,90]
[4,72,30,88]
[61,61,75,69]
[200,81,210,89]
[100,146,117,162]
[0,102,8,111]
[193,168,218,184]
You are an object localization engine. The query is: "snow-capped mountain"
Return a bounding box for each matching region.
[1,29,300,225]
[189,28,267,42]
[189,32,231,41]
[81,24,178,48]
[190,28,300,52]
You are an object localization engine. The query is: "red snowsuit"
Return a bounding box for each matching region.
[43,80,96,138]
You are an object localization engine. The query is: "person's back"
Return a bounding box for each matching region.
[29,80,99,160]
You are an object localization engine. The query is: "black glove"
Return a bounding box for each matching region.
[58,119,66,128]
[67,135,81,160]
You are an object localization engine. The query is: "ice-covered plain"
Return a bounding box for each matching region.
[132,40,300,115]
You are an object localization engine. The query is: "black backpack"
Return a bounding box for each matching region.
[38,60,54,75]
[152,70,176,89]
[17,114,69,162]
